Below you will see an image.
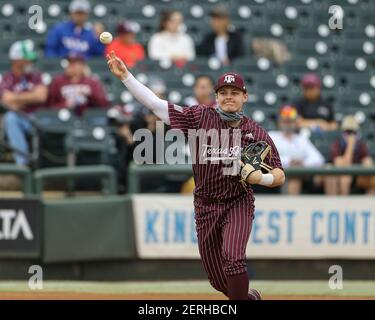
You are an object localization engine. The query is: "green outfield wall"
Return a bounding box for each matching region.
[1,194,375,281]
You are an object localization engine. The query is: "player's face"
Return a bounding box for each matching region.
[216,86,248,113]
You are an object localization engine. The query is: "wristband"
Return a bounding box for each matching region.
[259,173,274,186]
[120,72,132,83]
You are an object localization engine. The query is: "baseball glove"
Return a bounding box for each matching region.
[240,141,273,184]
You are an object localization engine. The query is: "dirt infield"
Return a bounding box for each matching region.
[1,292,374,300]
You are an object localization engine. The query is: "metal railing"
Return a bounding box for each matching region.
[34,165,117,196]
[127,162,375,193]
[0,164,33,195]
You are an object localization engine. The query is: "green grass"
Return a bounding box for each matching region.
[0,280,374,297]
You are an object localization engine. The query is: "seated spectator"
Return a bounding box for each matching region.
[324,115,375,195]
[184,75,216,108]
[148,10,195,65]
[1,40,48,165]
[294,73,338,132]
[47,54,109,116]
[269,105,325,194]
[104,21,145,68]
[45,0,104,58]
[196,6,244,65]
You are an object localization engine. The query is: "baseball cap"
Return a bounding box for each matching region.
[279,105,298,120]
[341,115,359,132]
[210,6,229,18]
[117,21,136,34]
[9,39,37,61]
[214,72,247,93]
[69,0,91,13]
[301,73,321,88]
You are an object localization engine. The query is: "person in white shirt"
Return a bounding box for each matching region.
[148,10,195,65]
[269,105,325,194]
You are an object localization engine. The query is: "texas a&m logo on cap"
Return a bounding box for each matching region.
[224,75,236,83]
[215,72,247,93]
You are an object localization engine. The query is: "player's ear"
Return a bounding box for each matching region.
[243,92,249,103]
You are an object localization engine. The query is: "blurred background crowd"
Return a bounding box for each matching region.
[0,0,374,195]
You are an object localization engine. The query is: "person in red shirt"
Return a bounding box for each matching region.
[324,115,374,195]
[104,21,145,68]
[47,53,110,116]
[1,39,48,165]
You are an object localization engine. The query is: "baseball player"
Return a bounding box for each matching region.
[106,51,285,300]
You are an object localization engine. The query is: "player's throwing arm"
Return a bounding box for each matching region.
[106,50,170,123]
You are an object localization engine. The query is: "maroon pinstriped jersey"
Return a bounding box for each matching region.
[168,103,283,200]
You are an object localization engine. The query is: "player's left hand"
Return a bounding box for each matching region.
[239,160,262,184]
[239,141,273,185]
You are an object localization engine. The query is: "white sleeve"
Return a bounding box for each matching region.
[302,137,325,167]
[121,73,170,124]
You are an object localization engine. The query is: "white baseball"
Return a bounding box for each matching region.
[99,32,113,44]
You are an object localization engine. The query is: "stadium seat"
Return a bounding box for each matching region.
[35,58,64,74]
[82,108,109,127]
[0,44,14,71]
[294,25,335,40]
[264,6,313,29]
[342,72,375,91]
[332,57,370,73]
[292,38,334,58]
[339,39,375,57]
[65,125,117,166]
[282,56,335,75]
[34,108,77,134]
[32,108,79,167]
[343,25,373,41]
[310,130,340,161]
[87,58,108,73]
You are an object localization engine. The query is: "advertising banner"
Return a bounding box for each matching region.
[0,198,41,258]
[132,195,375,259]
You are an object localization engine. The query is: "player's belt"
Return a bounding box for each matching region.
[194,193,247,205]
